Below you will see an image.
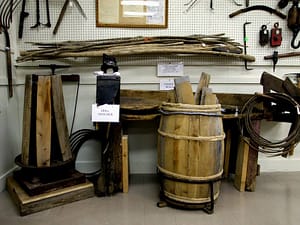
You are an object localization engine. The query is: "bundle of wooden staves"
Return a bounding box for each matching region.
[17,34,255,63]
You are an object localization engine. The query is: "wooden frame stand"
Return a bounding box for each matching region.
[6,176,94,216]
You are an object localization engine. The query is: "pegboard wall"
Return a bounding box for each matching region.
[14,0,299,67]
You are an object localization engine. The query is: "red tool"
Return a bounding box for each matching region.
[270,22,282,47]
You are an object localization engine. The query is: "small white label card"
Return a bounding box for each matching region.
[157,62,184,77]
[160,78,175,90]
[92,104,120,122]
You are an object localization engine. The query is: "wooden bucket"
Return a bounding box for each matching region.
[157,102,225,207]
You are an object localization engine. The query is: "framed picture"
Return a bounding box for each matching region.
[96,0,168,28]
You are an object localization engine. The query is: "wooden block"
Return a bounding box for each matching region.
[234,136,249,192]
[21,75,33,166]
[122,135,129,193]
[195,72,211,104]
[36,76,52,167]
[6,176,94,216]
[51,75,72,161]
[174,76,194,104]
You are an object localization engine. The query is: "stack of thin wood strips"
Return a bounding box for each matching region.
[17,34,255,62]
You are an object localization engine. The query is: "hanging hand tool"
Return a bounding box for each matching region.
[44,0,51,27]
[265,50,300,60]
[264,50,292,72]
[232,0,242,6]
[39,64,70,75]
[243,21,253,70]
[287,0,300,49]
[31,0,41,28]
[0,0,22,97]
[271,51,278,72]
[31,0,51,29]
[229,5,287,19]
[18,0,29,39]
[270,22,282,47]
[278,0,290,9]
[259,25,269,46]
[53,0,87,35]
[246,0,249,7]
[4,29,13,97]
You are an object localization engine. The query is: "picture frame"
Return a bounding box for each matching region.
[96,0,168,28]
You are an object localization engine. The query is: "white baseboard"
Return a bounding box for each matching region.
[258,158,300,172]
[0,166,18,192]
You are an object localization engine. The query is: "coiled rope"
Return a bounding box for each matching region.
[69,129,103,177]
[238,92,300,156]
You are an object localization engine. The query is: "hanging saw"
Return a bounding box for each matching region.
[53,0,87,35]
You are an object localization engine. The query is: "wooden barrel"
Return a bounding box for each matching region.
[157,102,225,207]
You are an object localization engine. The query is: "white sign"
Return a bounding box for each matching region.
[92,104,120,122]
[160,79,175,90]
[157,62,184,77]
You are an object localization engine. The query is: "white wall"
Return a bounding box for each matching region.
[1,0,300,192]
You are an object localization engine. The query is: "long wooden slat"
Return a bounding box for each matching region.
[195,72,211,105]
[36,76,52,167]
[234,136,250,192]
[174,76,195,104]
[245,120,260,191]
[21,75,32,166]
[51,75,72,161]
[122,135,129,193]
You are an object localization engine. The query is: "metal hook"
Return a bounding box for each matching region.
[291,29,300,49]
[243,21,253,70]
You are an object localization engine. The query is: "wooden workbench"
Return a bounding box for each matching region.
[120,89,259,192]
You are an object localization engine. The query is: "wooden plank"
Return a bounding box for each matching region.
[21,75,32,166]
[195,72,211,105]
[245,120,260,191]
[234,136,250,192]
[174,76,195,104]
[122,135,129,193]
[13,170,86,196]
[120,89,176,103]
[223,128,232,179]
[36,76,52,167]
[215,93,253,107]
[51,75,72,161]
[6,176,94,216]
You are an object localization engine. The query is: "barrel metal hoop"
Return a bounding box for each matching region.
[159,109,223,117]
[157,129,225,142]
[157,165,223,184]
[159,109,224,117]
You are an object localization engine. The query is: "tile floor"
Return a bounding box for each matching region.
[0,172,300,225]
